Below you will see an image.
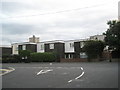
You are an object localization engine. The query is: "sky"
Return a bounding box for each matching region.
[0,0,120,46]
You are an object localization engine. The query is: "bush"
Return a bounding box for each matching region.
[30,52,57,62]
[2,55,20,63]
[19,50,32,63]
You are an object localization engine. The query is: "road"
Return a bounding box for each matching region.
[1,62,118,88]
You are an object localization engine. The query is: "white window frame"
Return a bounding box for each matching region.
[50,44,54,49]
[65,54,73,59]
[70,43,74,48]
[40,44,44,50]
[80,52,87,58]
[22,45,26,50]
[15,46,18,51]
[80,42,84,48]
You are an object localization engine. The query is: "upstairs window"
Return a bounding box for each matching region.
[22,45,26,50]
[40,44,44,50]
[15,46,18,51]
[80,42,84,48]
[50,44,54,49]
[70,43,74,48]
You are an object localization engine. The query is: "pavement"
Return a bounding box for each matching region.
[1,62,118,88]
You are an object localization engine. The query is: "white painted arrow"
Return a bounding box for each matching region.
[37,69,53,75]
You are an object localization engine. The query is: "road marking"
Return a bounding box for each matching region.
[15,67,82,69]
[37,70,43,75]
[0,67,15,76]
[68,80,72,83]
[37,69,53,75]
[68,67,84,83]
[57,67,62,69]
[75,71,85,80]
[81,67,83,71]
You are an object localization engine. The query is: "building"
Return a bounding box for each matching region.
[11,43,19,55]
[12,42,37,55]
[0,46,12,55]
[29,35,39,43]
[18,42,37,52]
[37,39,88,62]
[37,40,65,62]
[89,35,106,41]
[11,34,106,62]
[12,35,38,55]
[118,1,120,20]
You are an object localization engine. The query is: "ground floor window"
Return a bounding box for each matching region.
[80,52,87,58]
[65,53,73,59]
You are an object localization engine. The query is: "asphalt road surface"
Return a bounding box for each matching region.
[1,62,118,88]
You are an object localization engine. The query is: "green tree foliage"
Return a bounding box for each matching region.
[104,20,120,51]
[83,40,105,61]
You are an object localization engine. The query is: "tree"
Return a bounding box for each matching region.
[104,20,120,51]
[83,40,105,61]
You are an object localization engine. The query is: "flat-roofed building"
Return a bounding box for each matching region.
[12,42,37,55]
[90,35,106,41]
[0,45,12,55]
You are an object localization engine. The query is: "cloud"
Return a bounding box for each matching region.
[1,0,119,45]
[2,23,34,34]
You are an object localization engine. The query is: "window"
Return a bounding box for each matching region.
[70,43,74,48]
[40,44,44,50]
[22,45,26,50]
[80,52,87,58]
[80,42,84,48]
[15,46,18,51]
[50,44,54,49]
[65,54,69,59]
[69,54,73,59]
[65,54,73,59]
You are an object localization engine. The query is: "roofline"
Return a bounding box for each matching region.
[11,42,37,45]
[37,40,64,44]
[37,39,88,44]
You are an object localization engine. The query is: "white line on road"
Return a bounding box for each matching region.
[37,70,43,75]
[68,80,73,83]
[81,67,83,71]
[37,69,53,75]
[68,67,85,83]
[75,71,85,80]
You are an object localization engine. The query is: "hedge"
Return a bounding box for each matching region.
[2,55,20,63]
[2,52,58,63]
[30,52,57,62]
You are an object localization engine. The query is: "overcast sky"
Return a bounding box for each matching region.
[0,0,120,45]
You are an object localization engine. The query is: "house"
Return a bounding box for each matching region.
[89,35,106,41]
[11,34,107,62]
[61,39,88,62]
[37,40,64,62]
[12,35,38,55]
[0,46,12,55]
[37,39,88,62]
[12,42,37,55]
